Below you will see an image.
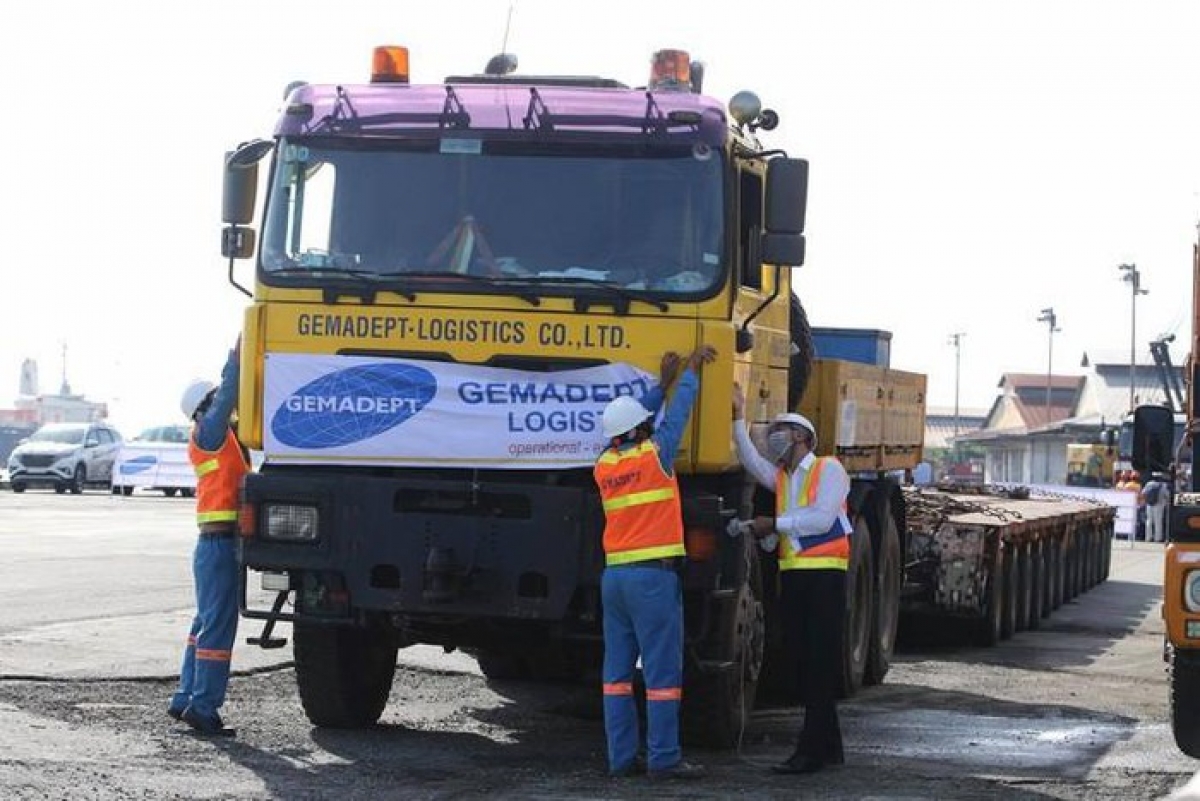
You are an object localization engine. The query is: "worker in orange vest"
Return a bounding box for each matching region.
[594,344,715,780]
[168,338,250,736]
[732,383,853,774]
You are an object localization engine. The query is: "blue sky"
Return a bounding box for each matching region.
[3,0,1198,433]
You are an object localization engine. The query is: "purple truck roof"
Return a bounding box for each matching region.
[275,81,730,146]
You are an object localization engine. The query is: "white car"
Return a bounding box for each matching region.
[111,424,195,497]
[8,422,124,494]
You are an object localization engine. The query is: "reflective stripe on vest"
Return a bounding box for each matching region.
[595,440,685,566]
[189,428,249,528]
[776,458,852,571]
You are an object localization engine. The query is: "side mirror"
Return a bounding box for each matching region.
[223,156,260,226]
[760,232,805,267]
[763,158,808,267]
[1132,404,1174,474]
[764,158,808,235]
[222,226,257,259]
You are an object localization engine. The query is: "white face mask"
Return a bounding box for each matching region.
[766,430,795,463]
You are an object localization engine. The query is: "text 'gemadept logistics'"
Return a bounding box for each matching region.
[296,314,631,350]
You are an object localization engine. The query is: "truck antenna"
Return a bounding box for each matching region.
[501,1,515,54]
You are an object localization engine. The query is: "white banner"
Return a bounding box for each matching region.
[263,353,657,469]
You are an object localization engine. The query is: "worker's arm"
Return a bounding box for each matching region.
[196,346,240,452]
[775,457,851,545]
[637,350,684,417]
[732,382,775,490]
[652,346,715,471]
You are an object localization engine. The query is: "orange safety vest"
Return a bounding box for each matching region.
[594,440,685,566]
[776,457,853,571]
[189,428,250,528]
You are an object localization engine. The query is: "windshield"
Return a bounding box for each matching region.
[31,427,85,445]
[135,426,190,444]
[260,138,725,296]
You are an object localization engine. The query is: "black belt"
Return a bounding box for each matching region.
[199,525,237,539]
[610,557,682,571]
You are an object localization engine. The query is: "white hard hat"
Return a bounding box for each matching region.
[601,396,654,439]
[180,379,216,420]
[771,412,818,447]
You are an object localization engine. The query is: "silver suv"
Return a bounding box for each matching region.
[7,422,124,494]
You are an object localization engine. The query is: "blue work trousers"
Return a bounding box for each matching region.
[171,534,239,718]
[601,564,683,773]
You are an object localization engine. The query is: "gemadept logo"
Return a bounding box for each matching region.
[271,363,437,449]
[119,455,157,475]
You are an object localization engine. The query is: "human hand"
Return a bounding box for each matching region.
[686,344,717,372]
[751,516,775,538]
[732,382,745,420]
[726,518,754,539]
[660,351,682,390]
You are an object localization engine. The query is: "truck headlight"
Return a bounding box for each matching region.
[1185,570,1200,613]
[264,504,319,542]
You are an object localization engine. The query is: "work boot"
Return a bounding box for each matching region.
[647,760,704,780]
[608,754,646,778]
[771,753,827,775]
[166,703,186,722]
[181,707,236,737]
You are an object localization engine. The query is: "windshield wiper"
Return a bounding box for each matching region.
[396,271,541,307]
[530,276,669,314]
[266,268,416,303]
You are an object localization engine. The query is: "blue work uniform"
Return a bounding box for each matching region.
[598,368,699,774]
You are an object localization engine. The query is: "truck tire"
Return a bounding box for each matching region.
[294,623,397,728]
[840,514,874,697]
[1171,648,1200,757]
[1000,545,1018,640]
[864,504,900,686]
[683,539,765,748]
[1014,542,1032,632]
[1049,537,1064,611]
[787,292,815,410]
[475,650,530,681]
[1027,540,1043,630]
[974,553,1004,647]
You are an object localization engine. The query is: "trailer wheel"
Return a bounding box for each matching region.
[840,515,875,697]
[683,539,765,748]
[787,292,815,410]
[864,505,900,686]
[1172,648,1200,757]
[294,622,397,728]
[1101,523,1113,581]
[975,552,1005,647]
[1000,545,1018,640]
[1014,542,1032,632]
[1027,540,1043,629]
[475,650,531,681]
[1049,537,1064,611]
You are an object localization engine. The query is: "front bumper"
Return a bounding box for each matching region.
[241,470,604,632]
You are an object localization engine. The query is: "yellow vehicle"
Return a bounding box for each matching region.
[1065,443,1114,487]
[1135,230,1200,757]
[221,46,911,747]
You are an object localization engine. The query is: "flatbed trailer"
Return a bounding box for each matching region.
[900,486,1117,644]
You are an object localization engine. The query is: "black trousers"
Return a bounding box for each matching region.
[780,568,846,760]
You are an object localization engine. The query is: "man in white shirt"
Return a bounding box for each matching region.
[732,383,853,774]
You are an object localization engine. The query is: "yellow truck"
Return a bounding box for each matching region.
[220,45,1110,746]
[1132,231,1200,757]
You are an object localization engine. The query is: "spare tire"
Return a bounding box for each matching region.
[788,292,815,410]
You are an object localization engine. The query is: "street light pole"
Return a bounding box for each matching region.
[948,332,965,459]
[1037,308,1060,423]
[1119,263,1149,413]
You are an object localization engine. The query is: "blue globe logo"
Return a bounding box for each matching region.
[272,363,437,448]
